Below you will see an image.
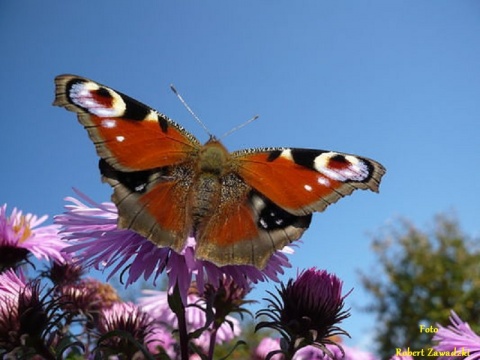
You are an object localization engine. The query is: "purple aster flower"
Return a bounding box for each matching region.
[0,270,58,358]
[341,346,378,360]
[58,277,120,316]
[95,301,173,358]
[0,268,28,298]
[254,337,284,360]
[56,190,293,302]
[46,261,84,286]
[294,344,377,360]
[254,339,378,360]
[145,324,177,359]
[202,275,252,321]
[307,344,377,360]
[0,204,67,270]
[139,286,241,351]
[0,270,28,352]
[256,268,351,358]
[433,310,480,359]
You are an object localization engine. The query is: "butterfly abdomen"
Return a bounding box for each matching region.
[191,174,221,227]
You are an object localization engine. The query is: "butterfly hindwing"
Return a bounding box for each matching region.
[196,189,312,268]
[99,160,192,252]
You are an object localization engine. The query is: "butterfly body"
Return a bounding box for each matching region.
[54,75,385,269]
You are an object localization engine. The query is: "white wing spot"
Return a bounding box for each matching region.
[101,119,117,128]
[116,136,125,142]
[304,184,313,192]
[317,177,331,187]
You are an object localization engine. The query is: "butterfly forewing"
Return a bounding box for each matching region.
[53,75,200,172]
[234,148,385,215]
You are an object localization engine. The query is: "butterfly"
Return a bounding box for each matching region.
[53,75,386,269]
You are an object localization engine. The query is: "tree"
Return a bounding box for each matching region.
[359,214,480,359]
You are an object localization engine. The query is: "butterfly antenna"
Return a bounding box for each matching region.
[221,114,260,139]
[170,84,212,137]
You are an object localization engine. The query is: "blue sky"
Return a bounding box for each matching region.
[1,1,479,351]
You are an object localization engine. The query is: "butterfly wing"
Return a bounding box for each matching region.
[99,160,194,252]
[53,75,200,171]
[54,75,200,251]
[234,147,385,216]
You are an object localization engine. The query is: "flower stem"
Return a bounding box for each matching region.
[169,283,189,360]
[177,305,189,360]
[207,326,218,360]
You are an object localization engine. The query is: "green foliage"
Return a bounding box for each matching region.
[360,213,480,359]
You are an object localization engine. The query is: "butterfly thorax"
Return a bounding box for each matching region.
[197,140,229,175]
[190,140,232,228]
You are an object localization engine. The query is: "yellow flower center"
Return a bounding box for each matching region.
[12,216,32,243]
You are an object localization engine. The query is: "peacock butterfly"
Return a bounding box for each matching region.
[53,75,385,269]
